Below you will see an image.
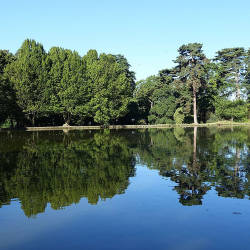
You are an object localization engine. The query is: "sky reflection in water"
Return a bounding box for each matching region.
[0,127,249,250]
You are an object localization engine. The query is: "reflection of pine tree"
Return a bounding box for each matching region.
[135,127,249,206]
[166,127,210,206]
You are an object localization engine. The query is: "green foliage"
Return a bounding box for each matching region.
[173,43,209,124]
[136,75,176,124]
[174,107,185,124]
[1,40,135,126]
[45,47,88,124]
[0,50,21,125]
[135,75,159,121]
[137,119,147,125]
[206,113,220,123]
[0,39,249,126]
[215,98,248,121]
[0,50,15,74]
[4,39,47,125]
[245,49,250,102]
[214,48,247,99]
[85,52,135,125]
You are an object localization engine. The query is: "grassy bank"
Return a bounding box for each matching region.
[1,121,249,132]
[18,121,250,131]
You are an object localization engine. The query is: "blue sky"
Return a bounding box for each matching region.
[1,0,250,80]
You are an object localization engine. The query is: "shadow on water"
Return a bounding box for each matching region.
[0,127,249,217]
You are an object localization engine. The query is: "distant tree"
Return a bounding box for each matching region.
[135,75,176,124]
[245,49,250,102]
[0,50,15,74]
[214,48,246,100]
[115,54,135,90]
[215,98,248,121]
[135,76,159,122]
[148,85,176,124]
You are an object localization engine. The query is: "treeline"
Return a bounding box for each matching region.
[0,39,135,126]
[0,40,249,127]
[136,44,250,124]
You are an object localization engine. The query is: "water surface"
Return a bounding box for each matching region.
[0,127,249,250]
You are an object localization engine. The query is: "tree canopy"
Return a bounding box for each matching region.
[0,39,249,127]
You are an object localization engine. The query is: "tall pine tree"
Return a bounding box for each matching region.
[173,43,208,124]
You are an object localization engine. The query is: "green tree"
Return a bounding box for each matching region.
[214,48,246,100]
[4,39,47,126]
[215,98,248,121]
[135,75,159,122]
[46,47,89,125]
[84,51,135,125]
[245,49,250,102]
[0,50,20,126]
[173,43,208,124]
[0,50,15,74]
[135,75,176,124]
[174,107,184,124]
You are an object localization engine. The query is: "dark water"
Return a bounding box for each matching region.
[0,127,249,250]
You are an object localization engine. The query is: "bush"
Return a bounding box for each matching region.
[207,113,220,123]
[156,117,174,124]
[174,107,185,124]
[215,98,248,122]
[137,119,147,125]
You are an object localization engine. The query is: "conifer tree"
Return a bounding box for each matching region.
[173,43,208,124]
[214,48,246,100]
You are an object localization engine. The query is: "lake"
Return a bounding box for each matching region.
[0,127,249,250]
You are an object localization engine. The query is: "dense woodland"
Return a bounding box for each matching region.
[0,39,249,127]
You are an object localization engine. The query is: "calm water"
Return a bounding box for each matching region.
[0,127,249,250]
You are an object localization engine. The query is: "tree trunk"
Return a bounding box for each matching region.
[10,119,14,128]
[63,112,71,125]
[32,113,35,127]
[193,88,198,124]
[149,100,153,109]
[235,71,240,100]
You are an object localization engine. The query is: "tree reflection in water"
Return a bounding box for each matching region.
[0,127,249,217]
[136,127,250,205]
[0,130,136,217]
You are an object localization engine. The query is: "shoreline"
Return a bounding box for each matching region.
[1,122,249,131]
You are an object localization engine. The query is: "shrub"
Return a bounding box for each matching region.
[137,119,147,125]
[207,113,220,123]
[174,107,185,124]
[215,98,248,122]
